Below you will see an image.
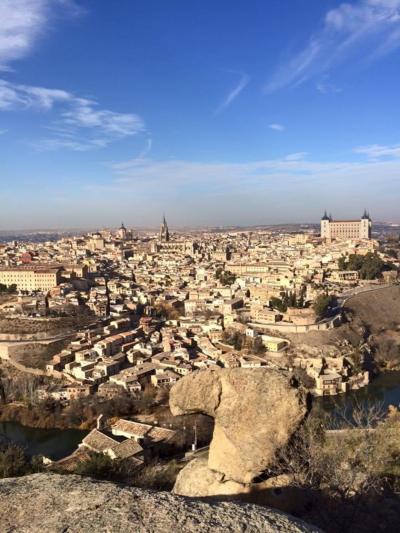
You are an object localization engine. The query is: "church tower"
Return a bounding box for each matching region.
[361,209,372,239]
[159,215,170,242]
[117,222,127,241]
[320,210,331,240]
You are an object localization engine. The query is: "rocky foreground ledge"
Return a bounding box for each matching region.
[0,474,320,532]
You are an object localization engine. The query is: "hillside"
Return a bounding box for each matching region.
[345,286,400,334]
[285,286,400,366]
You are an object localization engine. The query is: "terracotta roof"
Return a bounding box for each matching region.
[82,429,119,453]
[111,419,176,443]
[49,449,92,472]
[147,426,176,443]
[111,439,143,459]
[111,419,151,438]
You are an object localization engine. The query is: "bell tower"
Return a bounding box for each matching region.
[159,215,170,242]
[320,210,331,240]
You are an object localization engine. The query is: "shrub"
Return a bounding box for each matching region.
[75,452,116,481]
[0,444,42,478]
[271,403,400,532]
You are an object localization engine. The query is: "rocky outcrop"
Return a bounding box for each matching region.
[170,367,308,485]
[173,456,246,497]
[0,473,321,532]
[173,456,308,516]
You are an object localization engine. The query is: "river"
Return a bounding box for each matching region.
[0,422,88,460]
[314,370,400,418]
[0,372,399,460]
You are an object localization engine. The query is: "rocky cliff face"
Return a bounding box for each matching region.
[170,367,309,490]
[0,473,321,532]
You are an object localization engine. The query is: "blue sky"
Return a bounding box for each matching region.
[1,0,400,229]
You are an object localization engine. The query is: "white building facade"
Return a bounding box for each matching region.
[321,211,371,241]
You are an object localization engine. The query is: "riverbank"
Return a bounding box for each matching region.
[0,386,157,431]
[0,402,94,431]
[314,370,400,415]
[0,421,87,460]
[2,369,399,430]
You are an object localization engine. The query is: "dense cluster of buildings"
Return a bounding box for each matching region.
[0,213,398,398]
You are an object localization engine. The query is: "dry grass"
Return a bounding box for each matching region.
[285,287,400,365]
[345,286,400,334]
[11,339,71,369]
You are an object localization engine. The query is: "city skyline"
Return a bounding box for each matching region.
[1,0,400,229]
[0,208,397,234]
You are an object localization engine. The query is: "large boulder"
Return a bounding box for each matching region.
[170,367,309,484]
[173,456,308,516]
[0,473,321,532]
[173,456,246,497]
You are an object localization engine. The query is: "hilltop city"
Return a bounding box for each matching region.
[0,211,398,404]
[0,211,400,530]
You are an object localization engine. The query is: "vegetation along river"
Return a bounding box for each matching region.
[315,370,400,418]
[1,372,399,460]
[0,422,88,460]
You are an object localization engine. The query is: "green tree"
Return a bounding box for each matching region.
[222,271,236,286]
[313,294,335,318]
[232,331,244,350]
[339,252,393,280]
[76,453,116,480]
[222,330,245,350]
[252,336,266,354]
[386,249,399,259]
[270,296,287,313]
[0,283,17,294]
[0,445,39,478]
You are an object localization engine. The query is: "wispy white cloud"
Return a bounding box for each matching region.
[33,137,109,152]
[0,128,7,135]
[265,0,400,93]
[100,143,400,214]
[62,98,144,137]
[316,81,342,94]
[0,0,80,69]
[0,79,145,150]
[284,152,307,161]
[36,146,396,226]
[269,123,285,131]
[135,137,152,159]
[354,142,400,158]
[215,72,250,114]
[109,151,395,191]
[0,79,71,109]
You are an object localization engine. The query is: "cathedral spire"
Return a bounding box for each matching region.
[160,214,170,242]
[362,209,370,220]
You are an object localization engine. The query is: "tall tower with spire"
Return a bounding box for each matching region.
[159,215,170,242]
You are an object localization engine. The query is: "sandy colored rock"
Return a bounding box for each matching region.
[170,367,308,484]
[174,457,308,516]
[0,473,321,533]
[173,456,246,497]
